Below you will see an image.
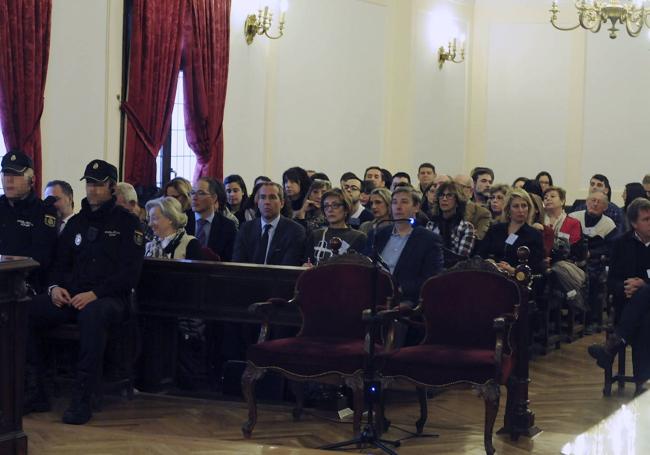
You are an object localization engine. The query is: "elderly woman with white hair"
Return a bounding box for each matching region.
[144,196,203,259]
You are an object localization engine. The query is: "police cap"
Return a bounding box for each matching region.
[1,150,33,175]
[80,160,118,183]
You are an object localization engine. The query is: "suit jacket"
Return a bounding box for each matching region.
[608,230,650,308]
[367,225,443,304]
[233,216,306,266]
[186,211,238,262]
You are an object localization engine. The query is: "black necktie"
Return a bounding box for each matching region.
[256,224,272,264]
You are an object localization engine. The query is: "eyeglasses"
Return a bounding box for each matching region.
[439,193,455,200]
[343,185,360,192]
[323,202,344,210]
[190,190,211,197]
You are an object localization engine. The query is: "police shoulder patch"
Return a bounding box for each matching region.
[134,230,144,246]
[44,214,56,228]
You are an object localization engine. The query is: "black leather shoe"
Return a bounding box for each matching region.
[62,397,92,425]
[588,344,614,369]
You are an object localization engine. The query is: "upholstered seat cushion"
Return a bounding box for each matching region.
[247,337,370,377]
[379,345,513,386]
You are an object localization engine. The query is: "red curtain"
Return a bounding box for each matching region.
[0,0,52,193]
[183,0,231,182]
[122,0,186,186]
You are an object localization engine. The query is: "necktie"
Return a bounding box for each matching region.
[257,224,272,264]
[196,219,209,247]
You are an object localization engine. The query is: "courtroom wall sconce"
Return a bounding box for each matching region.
[244,4,287,45]
[438,38,465,69]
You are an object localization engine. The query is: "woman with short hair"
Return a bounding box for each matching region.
[488,184,510,223]
[303,188,367,265]
[144,196,202,259]
[360,187,392,234]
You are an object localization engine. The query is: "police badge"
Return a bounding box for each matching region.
[75,233,82,246]
[44,214,56,228]
[134,231,144,246]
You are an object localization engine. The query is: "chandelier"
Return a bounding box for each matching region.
[550,0,650,39]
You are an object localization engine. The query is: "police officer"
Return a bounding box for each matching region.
[0,150,57,291]
[25,159,144,425]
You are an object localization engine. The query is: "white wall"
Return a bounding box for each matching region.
[37,0,650,206]
[41,0,123,208]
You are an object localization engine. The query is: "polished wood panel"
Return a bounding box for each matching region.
[0,257,38,455]
[25,334,635,455]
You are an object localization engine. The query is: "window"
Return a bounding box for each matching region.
[156,72,196,188]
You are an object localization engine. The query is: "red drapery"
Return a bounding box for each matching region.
[0,0,52,193]
[122,0,186,186]
[183,0,231,182]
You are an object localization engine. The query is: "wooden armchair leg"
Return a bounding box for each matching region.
[480,382,500,455]
[290,380,304,421]
[241,364,265,439]
[415,386,428,434]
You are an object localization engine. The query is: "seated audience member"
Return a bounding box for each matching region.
[643,174,650,198]
[0,150,57,292]
[144,196,202,259]
[44,180,75,235]
[224,174,249,225]
[25,159,144,424]
[543,186,582,248]
[427,182,475,267]
[477,188,545,274]
[512,177,528,189]
[163,177,193,222]
[535,171,553,193]
[294,179,331,232]
[422,174,451,217]
[417,162,436,193]
[283,166,312,214]
[623,182,649,231]
[360,179,376,208]
[381,169,393,189]
[454,174,491,240]
[233,182,306,266]
[589,284,650,393]
[339,171,358,187]
[360,187,392,234]
[343,174,373,228]
[114,182,146,224]
[310,172,330,183]
[488,184,510,223]
[187,177,237,261]
[570,174,624,235]
[523,180,545,231]
[390,172,411,192]
[470,166,494,208]
[364,166,386,188]
[304,188,367,265]
[569,190,617,329]
[366,186,443,307]
[607,198,650,315]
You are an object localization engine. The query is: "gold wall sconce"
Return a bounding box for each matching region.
[438,38,465,69]
[244,5,287,45]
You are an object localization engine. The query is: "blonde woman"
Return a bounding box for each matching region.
[477,188,544,274]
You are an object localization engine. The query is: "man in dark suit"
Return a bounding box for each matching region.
[366,186,444,307]
[233,182,305,266]
[186,177,237,261]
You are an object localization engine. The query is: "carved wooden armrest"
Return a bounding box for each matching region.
[493,317,507,383]
[248,297,296,343]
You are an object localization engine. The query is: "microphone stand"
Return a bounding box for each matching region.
[319,218,413,454]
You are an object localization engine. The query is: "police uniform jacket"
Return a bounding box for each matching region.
[0,191,57,290]
[50,196,145,299]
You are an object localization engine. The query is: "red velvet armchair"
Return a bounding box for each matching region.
[377,258,526,455]
[241,254,395,438]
